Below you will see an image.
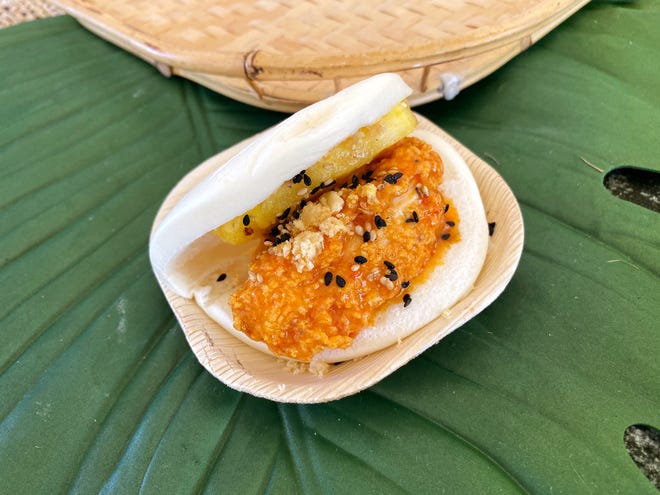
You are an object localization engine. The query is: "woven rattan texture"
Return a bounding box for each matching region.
[49,0,588,110]
[1,0,62,27]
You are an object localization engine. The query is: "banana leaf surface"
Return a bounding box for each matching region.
[0,1,658,493]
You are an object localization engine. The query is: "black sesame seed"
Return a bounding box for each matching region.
[277,207,291,220]
[336,275,346,288]
[354,255,367,264]
[444,203,450,213]
[269,226,280,237]
[374,215,387,228]
[303,173,312,186]
[363,231,371,242]
[242,214,250,226]
[292,210,301,219]
[446,220,455,227]
[412,211,419,222]
[403,293,412,308]
[387,270,398,282]
[350,175,359,189]
[441,233,451,240]
[324,272,333,286]
[402,281,410,289]
[488,222,496,236]
[383,260,395,270]
[292,170,305,184]
[384,172,404,184]
[216,273,227,282]
[362,170,375,182]
[311,185,321,195]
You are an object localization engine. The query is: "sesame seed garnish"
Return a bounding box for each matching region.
[303,173,312,186]
[355,225,364,236]
[242,214,250,226]
[349,175,359,189]
[379,277,395,290]
[403,293,412,307]
[444,203,450,213]
[406,211,419,223]
[383,260,395,270]
[374,215,387,229]
[351,264,360,272]
[216,273,227,282]
[336,275,346,288]
[489,222,496,236]
[386,270,398,282]
[273,232,292,246]
[297,188,308,197]
[402,281,410,289]
[354,255,368,264]
[384,172,404,184]
[311,185,321,195]
[322,178,336,187]
[446,220,455,227]
[277,207,291,220]
[362,170,375,182]
[324,272,333,286]
[441,233,451,240]
[292,170,305,184]
[363,231,371,242]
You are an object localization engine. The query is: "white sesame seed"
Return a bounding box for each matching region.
[351,264,360,272]
[297,188,308,196]
[355,225,364,235]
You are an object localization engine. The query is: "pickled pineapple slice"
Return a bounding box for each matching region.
[215,101,417,244]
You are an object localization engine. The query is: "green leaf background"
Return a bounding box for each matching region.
[1,2,658,493]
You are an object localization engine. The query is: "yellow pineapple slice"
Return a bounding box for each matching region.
[215,101,417,244]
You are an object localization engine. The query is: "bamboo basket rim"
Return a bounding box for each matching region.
[47,0,588,111]
[51,0,587,80]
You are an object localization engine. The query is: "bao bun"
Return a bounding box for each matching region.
[149,73,488,364]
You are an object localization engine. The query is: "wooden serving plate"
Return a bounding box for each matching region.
[150,114,524,403]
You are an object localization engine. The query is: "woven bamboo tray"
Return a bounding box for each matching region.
[50,0,588,112]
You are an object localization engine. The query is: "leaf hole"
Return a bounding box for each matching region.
[624,423,660,489]
[604,166,660,213]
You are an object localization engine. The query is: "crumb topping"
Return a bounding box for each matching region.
[229,137,459,362]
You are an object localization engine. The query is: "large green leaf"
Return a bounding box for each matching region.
[1,2,658,493]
